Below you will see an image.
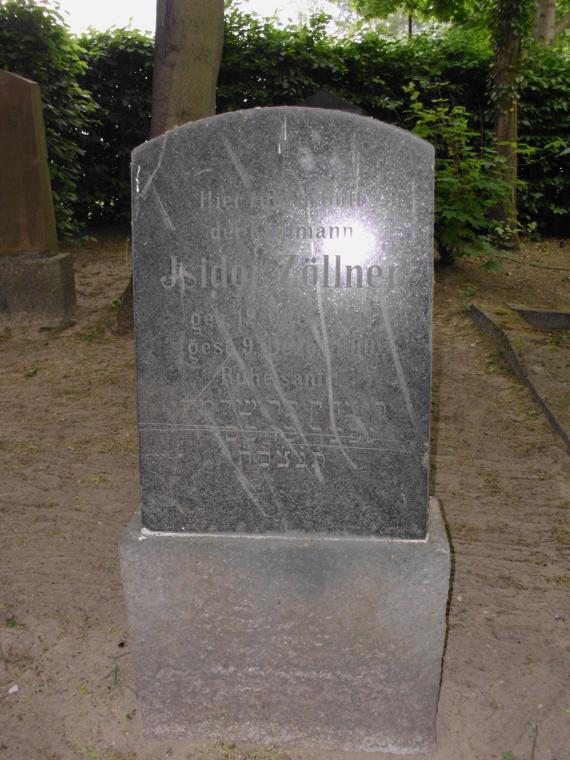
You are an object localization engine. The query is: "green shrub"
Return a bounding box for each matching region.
[218,11,492,124]
[406,83,512,264]
[0,0,93,237]
[218,11,349,110]
[342,26,493,127]
[519,42,570,233]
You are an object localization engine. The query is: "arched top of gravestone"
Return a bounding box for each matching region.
[0,70,38,89]
[132,106,433,165]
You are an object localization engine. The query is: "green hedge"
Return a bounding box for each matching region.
[219,17,492,123]
[0,0,93,236]
[519,43,570,233]
[76,28,154,226]
[1,3,568,236]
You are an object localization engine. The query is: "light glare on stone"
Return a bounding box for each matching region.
[320,217,376,265]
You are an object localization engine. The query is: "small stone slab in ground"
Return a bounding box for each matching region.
[470,301,570,452]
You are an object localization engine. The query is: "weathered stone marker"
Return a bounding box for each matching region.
[134,107,432,538]
[0,71,75,323]
[120,107,450,753]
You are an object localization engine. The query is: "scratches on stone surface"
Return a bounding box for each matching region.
[221,134,253,190]
[174,246,188,404]
[351,132,360,200]
[278,115,288,155]
[152,185,175,231]
[276,166,358,471]
[378,291,417,429]
[305,200,357,472]
[195,357,231,399]
[195,403,268,518]
[211,309,309,469]
[134,135,168,222]
[140,133,168,200]
[254,322,325,483]
[223,376,288,524]
[314,277,357,472]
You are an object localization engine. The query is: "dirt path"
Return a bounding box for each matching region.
[0,235,568,760]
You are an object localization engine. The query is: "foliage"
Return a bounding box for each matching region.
[341,27,492,124]
[518,40,570,232]
[406,83,512,263]
[0,2,567,241]
[352,0,430,27]
[350,0,478,25]
[554,0,570,45]
[489,0,540,46]
[220,11,492,120]
[218,11,349,110]
[0,0,93,237]
[487,0,536,238]
[76,28,154,225]
[488,0,536,103]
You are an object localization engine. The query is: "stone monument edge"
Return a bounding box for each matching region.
[131,106,436,164]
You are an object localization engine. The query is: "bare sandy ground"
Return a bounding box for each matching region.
[0,235,569,760]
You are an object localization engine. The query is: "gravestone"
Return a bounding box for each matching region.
[134,107,431,539]
[120,107,450,753]
[302,87,365,114]
[0,71,75,323]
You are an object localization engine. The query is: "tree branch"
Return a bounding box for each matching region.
[554,10,570,37]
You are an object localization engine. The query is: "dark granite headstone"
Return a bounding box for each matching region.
[301,88,364,114]
[132,106,434,538]
[123,109,448,750]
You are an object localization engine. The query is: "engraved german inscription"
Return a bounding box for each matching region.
[161,253,396,291]
[133,106,434,536]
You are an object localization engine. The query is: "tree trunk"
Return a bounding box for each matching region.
[115,0,224,334]
[151,0,224,137]
[554,9,570,37]
[534,0,556,43]
[408,14,413,38]
[493,14,521,249]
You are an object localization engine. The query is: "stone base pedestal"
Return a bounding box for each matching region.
[119,498,450,754]
[0,252,75,325]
